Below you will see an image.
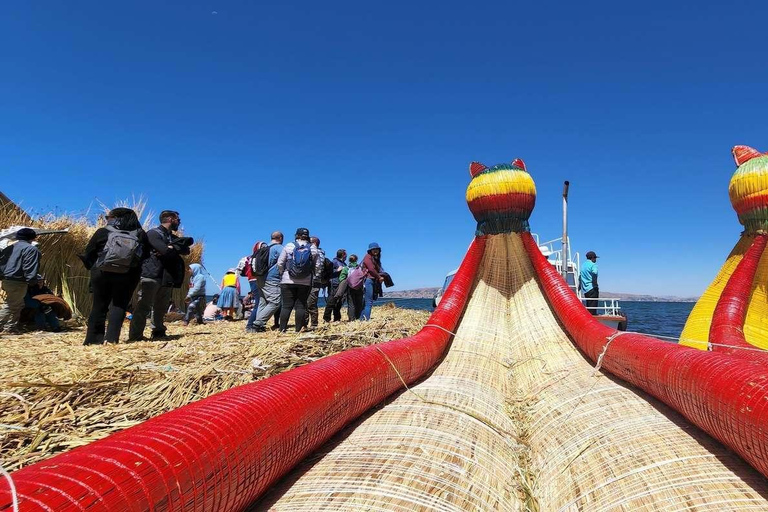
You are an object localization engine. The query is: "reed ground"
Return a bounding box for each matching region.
[0,304,429,471]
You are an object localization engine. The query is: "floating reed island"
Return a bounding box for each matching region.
[0,305,428,471]
[0,199,203,318]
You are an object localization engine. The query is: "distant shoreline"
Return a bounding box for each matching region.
[386,287,699,303]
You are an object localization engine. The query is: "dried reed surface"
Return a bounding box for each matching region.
[260,234,768,512]
[0,305,428,471]
[259,238,526,511]
[0,201,203,319]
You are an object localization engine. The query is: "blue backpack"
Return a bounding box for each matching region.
[288,243,313,278]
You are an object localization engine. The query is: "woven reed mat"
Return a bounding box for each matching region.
[257,234,768,511]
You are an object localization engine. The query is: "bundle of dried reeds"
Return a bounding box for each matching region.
[0,200,203,319]
[0,306,428,471]
[259,234,768,511]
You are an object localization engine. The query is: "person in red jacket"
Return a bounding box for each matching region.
[360,242,384,320]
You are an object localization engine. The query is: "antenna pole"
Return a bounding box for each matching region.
[562,181,570,280]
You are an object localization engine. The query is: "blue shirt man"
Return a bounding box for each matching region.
[580,251,599,315]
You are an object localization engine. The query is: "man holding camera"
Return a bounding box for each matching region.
[129,210,192,340]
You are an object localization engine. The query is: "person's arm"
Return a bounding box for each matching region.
[22,246,40,283]
[277,246,288,274]
[187,276,204,298]
[592,266,598,289]
[362,255,382,281]
[147,229,174,256]
[79,228,108,269]
[313,247,324,276]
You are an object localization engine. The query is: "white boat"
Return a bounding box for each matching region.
[434,233,626,331]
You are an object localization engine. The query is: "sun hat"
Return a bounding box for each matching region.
[368,242,381,251]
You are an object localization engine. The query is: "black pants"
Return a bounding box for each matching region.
[280,284,311,332]
[347,287,364,321]
[86,268,140,344]
[305,285,321,327]
[585,288,599,316]
[323,281,343,322]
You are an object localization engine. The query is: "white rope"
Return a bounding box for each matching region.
[423,324,457,337]
[1,463,19,512]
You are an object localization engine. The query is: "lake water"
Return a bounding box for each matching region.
[229,294,693,340]
[334,298,694,340]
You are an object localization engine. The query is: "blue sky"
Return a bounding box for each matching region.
[2,1,767,296]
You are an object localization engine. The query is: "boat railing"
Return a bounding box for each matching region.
[580,297,622,316]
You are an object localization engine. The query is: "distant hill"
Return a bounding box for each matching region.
[387,287,698,302]
[386,287,440,299]
[601,291,699,303]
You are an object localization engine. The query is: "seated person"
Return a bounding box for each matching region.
[24,275,62,332]
[203,294,223,321]
[242,292,255,313]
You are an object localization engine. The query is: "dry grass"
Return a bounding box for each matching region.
[0,304,429,471]
[0,200,203,319]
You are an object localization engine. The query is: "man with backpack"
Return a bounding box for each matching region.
[276,228,322,332]
[129,210,191,341]
[249,231,283,333]
[0,228,41,334]
[304,236,326,330]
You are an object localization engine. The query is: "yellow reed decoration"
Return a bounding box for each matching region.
[680,236,751,349]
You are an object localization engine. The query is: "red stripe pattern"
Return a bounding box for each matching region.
[522,232,768,480]
[0,238,487,511]
[709,234,768,357]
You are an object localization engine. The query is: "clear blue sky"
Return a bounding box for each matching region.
[2,1,767,296]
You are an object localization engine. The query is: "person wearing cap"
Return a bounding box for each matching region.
[276,228,323,332]
[80,208,148,344]
[0,228,41,333]
[129,210,191,341]
[580,251,600,315]
[360,242,385,321]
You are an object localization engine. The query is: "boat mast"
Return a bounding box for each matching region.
[562,180,569,281]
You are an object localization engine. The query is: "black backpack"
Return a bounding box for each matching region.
[252,244,273,276]
[97,227,143,273]
[320,257,334,283]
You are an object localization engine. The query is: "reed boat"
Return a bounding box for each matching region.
[3,152,768,511]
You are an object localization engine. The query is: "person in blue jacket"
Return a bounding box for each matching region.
[580,251,599,315]
[183,263,207,326]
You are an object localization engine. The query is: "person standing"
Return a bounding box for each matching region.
[129,210,190,341]
[277,228,321,332]
[183,263,206,326]
[217,269,240,319]
[0,228,41,334]
[249,231,284,333]
[323,249,347,323]
[360,243,385,321]
[305,236,325,329]
[80,209,148,344]
[340,254,363,321]
[240,241,264,332]
[580,250,600,315]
